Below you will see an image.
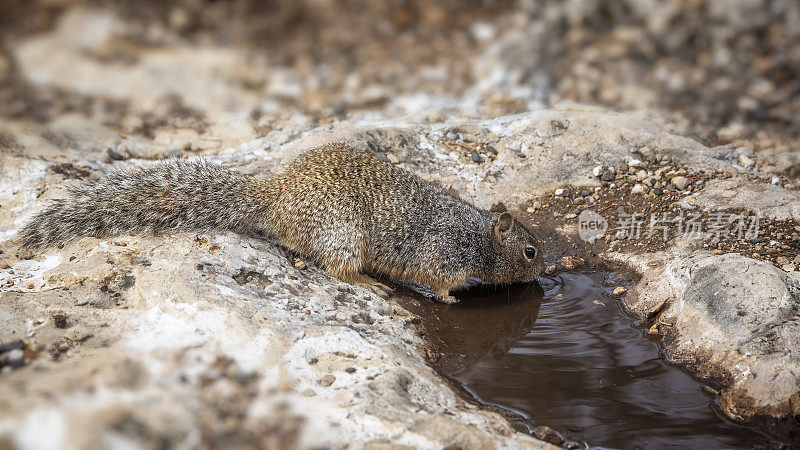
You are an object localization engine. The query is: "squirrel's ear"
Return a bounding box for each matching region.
[494,212,513,238]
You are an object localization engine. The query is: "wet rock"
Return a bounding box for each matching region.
[612,286,627,296]
[625,252,800,420]
[533,425,563,445]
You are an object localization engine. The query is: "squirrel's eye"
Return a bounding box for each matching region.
[524,246,537,259]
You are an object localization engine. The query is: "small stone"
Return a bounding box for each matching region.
[544,265,557,275]
[554,188,564,196]
[7,349,24,367]
[631,184,649,195]
[750,237,766,244]
[600,169,616,182]
[612,286,627,296]
[592,165,604,177]
[559,256,585,269]
[345,367,356,373]
[485,145,498,155]
[533,425,563,445]
[781,264,795,272]
[293,258,307,270]
[107,148,125,161]
[57,343,70,353]
[62,326,93,342]
[794,255,800,265]
[564,213,577,219]
[637,146,653,157]
[51,310,67,329]
[738,154,755,169]
[671,176,690,190]
[776,256,790,266]
[628,159,643,167]
[470,151,484,163]
[653,188,664,196]
[319,374,335,387]
[386,153,400,164]
[17,250,32,260]
[636,170,648,180]
[580,189,591,197]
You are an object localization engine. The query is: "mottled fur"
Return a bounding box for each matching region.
[20,144,544,303]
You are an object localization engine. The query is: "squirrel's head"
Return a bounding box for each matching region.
[483,211,544,285]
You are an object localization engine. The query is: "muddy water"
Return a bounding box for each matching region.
[396,271,778,449]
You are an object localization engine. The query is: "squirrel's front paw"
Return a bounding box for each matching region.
[436,294,459,305]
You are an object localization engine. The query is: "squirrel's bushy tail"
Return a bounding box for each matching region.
[19,159,267,251]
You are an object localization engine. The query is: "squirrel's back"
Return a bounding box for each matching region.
[264,144,491,287]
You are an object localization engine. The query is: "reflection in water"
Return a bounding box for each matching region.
[395,272,778,449]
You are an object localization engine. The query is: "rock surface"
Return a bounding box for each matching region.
[1,1,799,447]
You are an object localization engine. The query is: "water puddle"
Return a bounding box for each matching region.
[395,271,778,449]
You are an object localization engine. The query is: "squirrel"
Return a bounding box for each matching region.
[17,143,544,303]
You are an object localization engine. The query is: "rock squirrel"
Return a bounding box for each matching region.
[18,143,544,303]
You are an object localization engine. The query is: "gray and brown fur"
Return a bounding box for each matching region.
[19,144,544,303]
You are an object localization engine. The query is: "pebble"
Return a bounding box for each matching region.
[51,310,67,329]
[631,184,649,195]
[671,176,690,190]
[293,258,307,270]
[345,367,356,373]
[57,343,70,353]
[600,169,616,182]
[612,286,627,296]
[580,189,591,197]
[470,151,484,163]
[62,326,93,342]
[560,256,585,269]
[533,426,564,445]
[544,265,557,275]
[554,188,564,196]
[653,187,664,196]
[592,165,604,177]
[386,153,400,164]
[738,154,755,169]
[319,374,335,386]
[628,158,643,167]
[485,145,498,155]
